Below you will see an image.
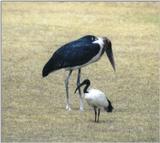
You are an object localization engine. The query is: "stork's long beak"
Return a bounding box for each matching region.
[105,40,116,71]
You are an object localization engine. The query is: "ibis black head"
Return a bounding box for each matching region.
[102,37,116,71]
[74,79,91,94]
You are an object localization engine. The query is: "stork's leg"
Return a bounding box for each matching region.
[65,70,72,111]
[97,108,101,122]
[77,68,84,111]
[94,106,97,122]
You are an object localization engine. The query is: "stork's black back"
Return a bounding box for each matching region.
[42,35,101,77]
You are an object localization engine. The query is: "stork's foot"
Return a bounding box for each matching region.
[66,105,71,111]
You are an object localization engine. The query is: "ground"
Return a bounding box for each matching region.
[2,2,160,142]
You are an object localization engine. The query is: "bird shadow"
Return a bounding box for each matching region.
[113,108,128,113]
[88,119,114,124]
[56,106,88,112]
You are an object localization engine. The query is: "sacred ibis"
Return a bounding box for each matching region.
[75,79,113,122]
[42,35,115,111]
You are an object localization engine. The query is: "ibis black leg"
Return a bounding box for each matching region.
[97,108,101,122]
[65,70,72,111]
[94,106,97,122]
[77,68,83,111]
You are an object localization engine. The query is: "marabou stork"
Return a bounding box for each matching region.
[42,35,115,111]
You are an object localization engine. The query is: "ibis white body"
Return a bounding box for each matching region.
[84,89,109,109]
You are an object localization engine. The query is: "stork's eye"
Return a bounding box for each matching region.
[91,37,94,41]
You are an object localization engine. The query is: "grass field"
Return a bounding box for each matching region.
[2,2,160,142]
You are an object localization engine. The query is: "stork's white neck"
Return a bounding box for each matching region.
[93,37,104,48]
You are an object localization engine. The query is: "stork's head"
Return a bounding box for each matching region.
[80,35,98,43]
[102,37,116,71]
[80,35,116,71]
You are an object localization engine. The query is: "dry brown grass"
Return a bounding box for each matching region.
[2,2,160,142]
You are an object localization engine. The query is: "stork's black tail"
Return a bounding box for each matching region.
[42,63,52,77]
[42,60,54,77]
[42,56,61,77]
[104,99,113,112]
